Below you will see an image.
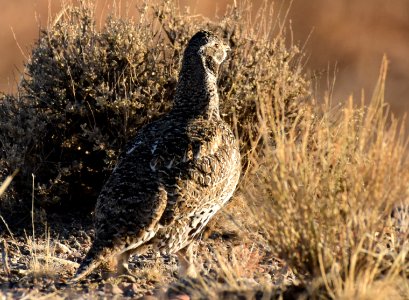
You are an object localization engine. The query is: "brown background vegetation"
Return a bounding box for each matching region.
[1,0,408,117]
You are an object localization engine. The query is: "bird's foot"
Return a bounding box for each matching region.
[178,263,198,279]
[176,245,198,279]
[116,273,138,283]
[116,264,138,282]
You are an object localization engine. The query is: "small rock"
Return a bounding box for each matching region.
[55,242,72,254]
[169,294,190,300]
[139,296,158,300]
[120,282,139,297]
[104,282,123,295]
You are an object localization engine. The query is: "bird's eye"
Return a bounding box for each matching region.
[214,43,220,48]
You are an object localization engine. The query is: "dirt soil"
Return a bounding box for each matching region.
[0,207,300,299]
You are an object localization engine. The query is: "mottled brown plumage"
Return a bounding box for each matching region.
[72,30,240,282]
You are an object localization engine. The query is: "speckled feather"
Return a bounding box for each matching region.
[72,30,241,282]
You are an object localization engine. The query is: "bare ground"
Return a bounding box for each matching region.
[0,199,300,299]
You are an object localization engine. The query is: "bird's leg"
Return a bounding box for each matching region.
[115,250,138,282]
[116,245,150,282]
[177,243,198,278]
[116,250,133,276]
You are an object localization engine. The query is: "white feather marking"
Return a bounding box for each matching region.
[126,141,142,155]
[166,158,175,169]
[151,141,158,154]
[194,146,201,160]
[150,159,158,171]
[120,229,157,254]
[190,204,221,228]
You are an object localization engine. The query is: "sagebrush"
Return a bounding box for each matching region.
[0,0,308,211]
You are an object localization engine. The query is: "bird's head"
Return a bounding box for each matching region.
[184,30,230,76]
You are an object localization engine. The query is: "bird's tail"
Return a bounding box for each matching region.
[69,244,112,284]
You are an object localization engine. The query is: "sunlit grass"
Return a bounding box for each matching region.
[245,57,409,298]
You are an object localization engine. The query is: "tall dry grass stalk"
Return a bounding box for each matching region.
[0,170,18,197]
[245,56,409,298]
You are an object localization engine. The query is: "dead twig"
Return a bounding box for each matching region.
[1,239,10,276]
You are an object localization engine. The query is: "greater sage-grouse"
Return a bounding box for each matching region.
[72,30,241,282]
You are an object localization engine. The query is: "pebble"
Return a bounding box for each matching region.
[54,242,72,254]
[104,282,123,295]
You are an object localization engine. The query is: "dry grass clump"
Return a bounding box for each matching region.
[167,242,273,299]
[0,0,308,211]
[25,229,60,279]
[246,57,409,298]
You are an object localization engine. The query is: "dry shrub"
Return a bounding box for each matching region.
[246,57,409,298]
[0,0,308,211]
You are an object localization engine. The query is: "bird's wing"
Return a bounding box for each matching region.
[93,122,173,247]
[153,120,227,226]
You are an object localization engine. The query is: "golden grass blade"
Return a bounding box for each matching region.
[0,169,18,197]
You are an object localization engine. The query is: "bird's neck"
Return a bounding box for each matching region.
[173,56,220,119]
